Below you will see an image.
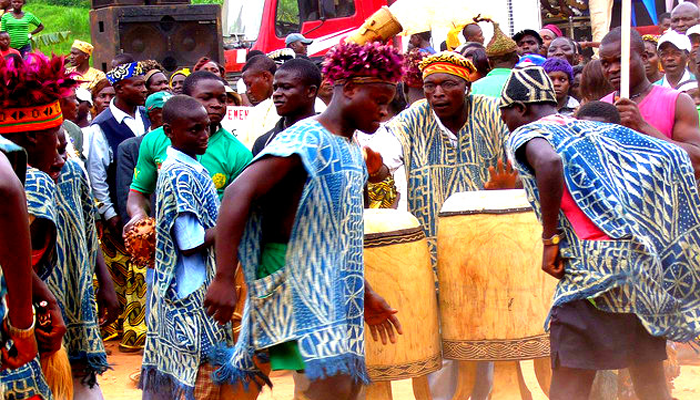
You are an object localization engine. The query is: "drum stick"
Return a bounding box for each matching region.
[620,0,632,99]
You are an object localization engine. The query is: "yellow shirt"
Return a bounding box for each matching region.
[69,66,106,90]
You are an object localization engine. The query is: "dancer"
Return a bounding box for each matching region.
[501,65,700,400]
[204,41,404,399]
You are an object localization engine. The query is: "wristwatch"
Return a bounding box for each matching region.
[542,232,563,246]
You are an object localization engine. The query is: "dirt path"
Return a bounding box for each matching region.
[98,342,700,399]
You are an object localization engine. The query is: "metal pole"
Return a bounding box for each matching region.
[620,0,632,98]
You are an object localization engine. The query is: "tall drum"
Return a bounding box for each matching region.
[364,209,442,382]
[437,189,556,361]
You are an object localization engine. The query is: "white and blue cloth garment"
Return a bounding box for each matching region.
[211,119,370,386]
[140,147,233,400]
[47,159,109,379]
[507,114,700,342]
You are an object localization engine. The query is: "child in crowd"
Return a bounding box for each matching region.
[575,100,622,124]
[140,95,235,400]
[0,31,19,58]
[543,57,579,115]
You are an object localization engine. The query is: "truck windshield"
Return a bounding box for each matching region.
[276,0,356,37]
[225,0,265,42]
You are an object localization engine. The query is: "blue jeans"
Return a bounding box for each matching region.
[17,44,31,58]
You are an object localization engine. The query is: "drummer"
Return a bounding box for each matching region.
[500,65,700,399]
[367,46,514,398]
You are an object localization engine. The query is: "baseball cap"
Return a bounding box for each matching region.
[687,25,700,38]
[516,54,547,67]
[145,91,173,112]
[75,88,93,106]
[285,33,313,46]
[658,30,691,52]
[513,29,543,45]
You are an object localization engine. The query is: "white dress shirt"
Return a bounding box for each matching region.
[87,100,147,220]
[365,111,457,211]
[238,97,328,149]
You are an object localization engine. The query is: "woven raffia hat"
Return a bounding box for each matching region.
[499,65,557,109]
[484,19,518,58]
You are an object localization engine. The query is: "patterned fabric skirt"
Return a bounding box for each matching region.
[98,227,147,351]
[367,175,398,209]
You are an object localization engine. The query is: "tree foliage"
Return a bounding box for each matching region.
[31,31,72,51]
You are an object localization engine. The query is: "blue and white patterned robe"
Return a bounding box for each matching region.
[213,119,370,386]
[507,114,700,342]
[47,159,108,376]
[140,149,233,400]
[385,95,508,265]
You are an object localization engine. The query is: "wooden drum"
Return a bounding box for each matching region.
[363,209,442,381]
[437,189,556,361]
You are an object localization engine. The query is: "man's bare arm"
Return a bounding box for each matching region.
[617,94,700,178]
[123,190,151,236]
[204,155,303,324]
[0,154,34,330]
[524,138,567,279]
[670,94,700,179]
[523,138,564,238]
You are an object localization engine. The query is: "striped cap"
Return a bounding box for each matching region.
[499,65,557,109]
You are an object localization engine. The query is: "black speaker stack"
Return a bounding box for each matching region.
[90,0,224,73]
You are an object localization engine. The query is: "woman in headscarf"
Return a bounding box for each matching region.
[168,68,190,95]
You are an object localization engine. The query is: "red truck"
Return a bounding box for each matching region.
[222,0,391,74]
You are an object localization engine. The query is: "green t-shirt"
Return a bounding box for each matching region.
[1,11,41,49]
[470,68,513,98]
[130,126,253,198]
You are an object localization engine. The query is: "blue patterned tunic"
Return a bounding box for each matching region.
[507,115,700,342]
[213,119,369,385]
[47,160,108,376]
[385,95,508,264]
[0,167,54,400]
[24,168,57,281]
[141,149,233,400]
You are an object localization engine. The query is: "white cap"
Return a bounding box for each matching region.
[658,30,692,52]
[687,25,700,38]
[75,87,93,106]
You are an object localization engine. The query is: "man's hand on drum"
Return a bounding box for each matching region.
[484,159,520,190]
[364,287,403,345]
[542,243,565,279]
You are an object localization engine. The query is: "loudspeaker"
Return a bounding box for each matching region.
[92,0,189,8]
[90,4,223,73]
[91,0,143,10]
